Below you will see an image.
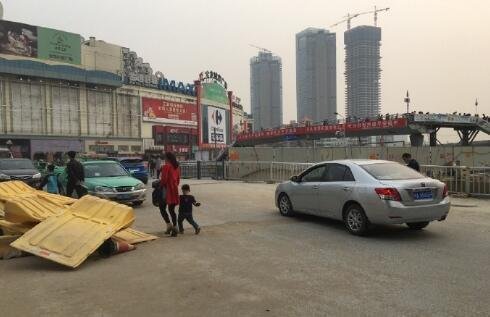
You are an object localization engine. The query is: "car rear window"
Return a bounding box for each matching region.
[0,159,35,170]
[120,159,143,164]
[360,162,424,180]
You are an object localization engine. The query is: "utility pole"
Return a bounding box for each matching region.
[213,127,217,158]
[475,98,478,114]
[404,91,410,114]
[334,112,347,147]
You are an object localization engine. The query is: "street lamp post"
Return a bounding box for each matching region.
[213,127,217,158]
[404,91,411,114]
[334,112,347,147]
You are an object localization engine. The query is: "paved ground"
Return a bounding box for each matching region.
[1,180,490,316]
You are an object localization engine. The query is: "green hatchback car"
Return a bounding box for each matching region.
[59,160,147,206]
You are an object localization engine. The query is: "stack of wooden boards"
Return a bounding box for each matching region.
[0,181,157,268]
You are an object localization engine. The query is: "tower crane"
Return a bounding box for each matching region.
[330,13,361,30]
[330,6,389,30]
[358,6,390,27]
[249,44,271,54]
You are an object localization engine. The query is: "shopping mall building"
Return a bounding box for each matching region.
[0,19,248,160]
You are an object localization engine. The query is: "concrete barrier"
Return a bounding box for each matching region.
[229,146,490,167]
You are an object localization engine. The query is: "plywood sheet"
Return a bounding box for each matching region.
[11,196,134,268]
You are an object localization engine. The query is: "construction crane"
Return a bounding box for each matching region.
[330,12,361,30]
[330,6,389,30]
[249,44,271,54]
[358,6,390,27]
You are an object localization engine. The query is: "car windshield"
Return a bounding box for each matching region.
[84,162,128,178]
[0,159,35,170]
[360,162,424,180]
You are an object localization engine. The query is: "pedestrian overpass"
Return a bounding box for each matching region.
[234,114,490,147]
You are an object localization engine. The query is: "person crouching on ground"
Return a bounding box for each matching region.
[38,164,62,194]
[178,184,201,235]
[160,152,180,236]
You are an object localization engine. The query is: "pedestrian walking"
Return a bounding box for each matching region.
[155,155,162,179]
[177,184,201,235]
[65,151,86,198]
[149,156,155,177]
[160,152,180,236]
[38,164,62,194]
[402,153,420,172]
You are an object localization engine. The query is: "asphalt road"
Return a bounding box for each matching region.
[1,180,490,316]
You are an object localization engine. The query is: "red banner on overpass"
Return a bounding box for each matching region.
[236,118,407,141]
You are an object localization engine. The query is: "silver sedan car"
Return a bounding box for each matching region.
[275,160,450,235]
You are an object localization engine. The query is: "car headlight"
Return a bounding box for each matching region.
[32,173,42,179]
[135,183,146,190]
[95,186,115,193]
[0,173,10,180]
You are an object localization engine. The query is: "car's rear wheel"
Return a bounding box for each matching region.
[344,204,369,236]
[406,221,429,230]
[278,194,294,217]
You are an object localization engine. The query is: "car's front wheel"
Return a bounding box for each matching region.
[344,203,370,236]
[278,194,294,217]
[406,221,429,230]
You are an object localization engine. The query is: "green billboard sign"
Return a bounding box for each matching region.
[37,27,81,65]
[202,82,228,105]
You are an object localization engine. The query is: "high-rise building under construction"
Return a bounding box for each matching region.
[344,25,381,120]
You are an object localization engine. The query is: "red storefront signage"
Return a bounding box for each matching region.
[153,126,198,135]
[142,97,197,125]
[236,118,408,141]
[165,145,191,154]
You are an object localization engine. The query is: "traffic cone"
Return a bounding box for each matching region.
[114,240,136,254]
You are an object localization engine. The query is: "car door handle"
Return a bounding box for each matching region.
[342,187,352,191]
[313,185,319,190]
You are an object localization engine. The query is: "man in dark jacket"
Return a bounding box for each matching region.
[402,153,420,172]
[65,151,86,198]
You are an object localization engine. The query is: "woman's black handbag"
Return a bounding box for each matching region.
[151,180,166,207]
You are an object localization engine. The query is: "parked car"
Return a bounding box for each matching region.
[59,160,146,206]
[107,157,148,184]
[0,158,42,188]
[275,160,450,236]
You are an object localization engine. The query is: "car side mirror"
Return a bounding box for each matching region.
[290,175,300,183]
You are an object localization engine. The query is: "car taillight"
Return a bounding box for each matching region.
[442,184,448,197]
[375,188,402,201]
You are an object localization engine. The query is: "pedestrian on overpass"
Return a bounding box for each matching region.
[160,152,180,236]
[402,153,420,172]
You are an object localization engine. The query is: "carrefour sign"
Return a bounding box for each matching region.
[207,106,227,144]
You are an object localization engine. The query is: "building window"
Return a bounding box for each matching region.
[118,145,129,152]
[87,90,113,137]
[11,81,45,134]
[131,145,141,152]
[52,84,80,136]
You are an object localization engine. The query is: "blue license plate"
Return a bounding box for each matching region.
[413,190,433,200]
[118,194,131,200]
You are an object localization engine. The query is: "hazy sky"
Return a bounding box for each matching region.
[3,0,490,141]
